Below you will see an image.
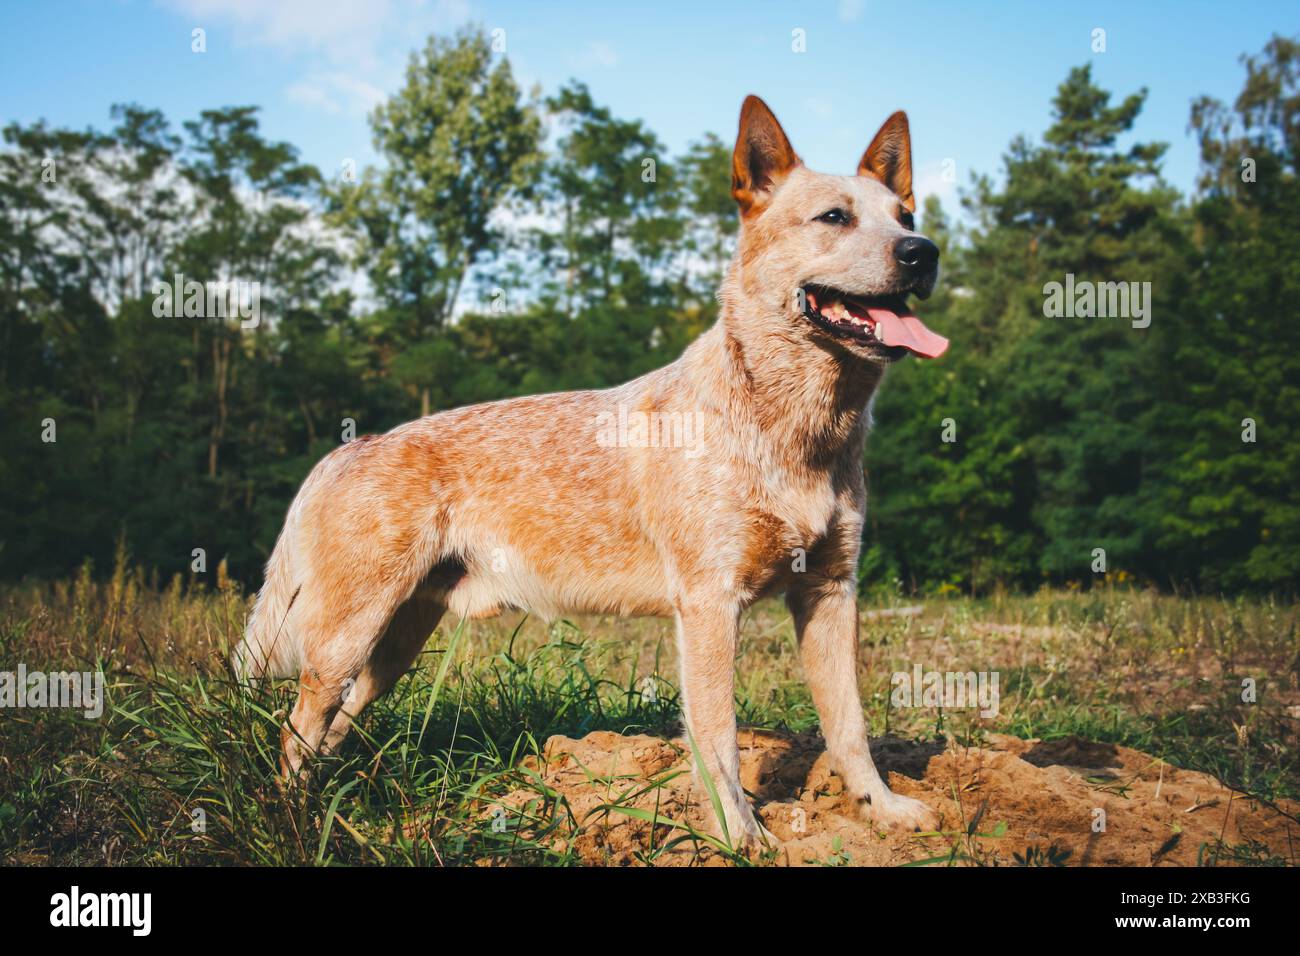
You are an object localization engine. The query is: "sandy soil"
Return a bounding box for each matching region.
[501,729,1299,866]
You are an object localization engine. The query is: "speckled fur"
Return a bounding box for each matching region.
[238,96,941,846]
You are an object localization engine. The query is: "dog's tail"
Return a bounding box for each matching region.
[234,522,304,682]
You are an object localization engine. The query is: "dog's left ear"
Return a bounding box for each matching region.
[858,111,914,213]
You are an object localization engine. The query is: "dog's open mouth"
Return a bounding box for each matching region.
[800,285,949,359]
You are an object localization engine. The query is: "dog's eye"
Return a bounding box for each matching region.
[900,210,915,230]
[814,208,851,225]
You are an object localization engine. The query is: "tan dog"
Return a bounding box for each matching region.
[237,95,949,848]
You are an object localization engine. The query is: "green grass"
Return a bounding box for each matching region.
[1,560,1296,865]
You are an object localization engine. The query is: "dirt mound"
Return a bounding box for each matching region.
[501,729,1299,866]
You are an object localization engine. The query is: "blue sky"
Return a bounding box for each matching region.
[2,1,1295,213]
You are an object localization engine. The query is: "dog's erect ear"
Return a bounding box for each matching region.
[858,111,914,212]
[731,95,800,216]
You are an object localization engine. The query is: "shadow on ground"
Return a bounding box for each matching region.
[500,729,1299,866]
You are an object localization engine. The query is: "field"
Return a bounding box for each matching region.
[1,554,1297,867]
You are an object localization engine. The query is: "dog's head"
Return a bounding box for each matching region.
[726,95,948,364]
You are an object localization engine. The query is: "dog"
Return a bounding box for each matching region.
[237,95,949,849]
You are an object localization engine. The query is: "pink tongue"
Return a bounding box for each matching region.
[865,304,949,358]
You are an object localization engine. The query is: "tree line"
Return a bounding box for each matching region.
[1,28,1296,595]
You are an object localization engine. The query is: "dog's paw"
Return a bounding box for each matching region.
[862,791,939,833]
[718,804,780,858]
[732,819,780,859]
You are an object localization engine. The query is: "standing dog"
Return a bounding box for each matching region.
[238,96,949,848]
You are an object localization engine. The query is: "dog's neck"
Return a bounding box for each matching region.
[683,300,884,471]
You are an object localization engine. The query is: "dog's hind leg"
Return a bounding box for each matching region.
[280,560,436,777]
[281,665,342,777]
[787,576,939,832]
[320,593,446,755]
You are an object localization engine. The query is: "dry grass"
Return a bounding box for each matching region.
[1,549,1296,865]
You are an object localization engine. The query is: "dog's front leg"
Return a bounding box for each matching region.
[788,577,939,832]
[675,600,768,851]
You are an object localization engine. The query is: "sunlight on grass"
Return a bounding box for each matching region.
[1,559,1296,865]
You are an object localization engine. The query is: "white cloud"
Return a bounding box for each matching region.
[286,71,386,115]
[571,41,618,70]
[161,0,473,117]
[838,0,865,23]
[912,158,960,213]
[805,96,834,120]
[162,0,395,67]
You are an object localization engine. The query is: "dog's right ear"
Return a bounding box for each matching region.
[731,95,800,217]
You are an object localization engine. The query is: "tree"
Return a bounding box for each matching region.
[337,27,542,416]
[2,32,1296,596]
[866,65,1187,592]
[176,106,337,488]
[675,131,738,327]
[531,82,681,314]
[1156,36,1300,589]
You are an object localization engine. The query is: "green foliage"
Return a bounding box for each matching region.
[331,27,543,415]
[1153,37,1300,590]
[0,29,1296,595]
[865,51,1298,594]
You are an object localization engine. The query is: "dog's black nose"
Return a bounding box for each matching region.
[894,236,939,273]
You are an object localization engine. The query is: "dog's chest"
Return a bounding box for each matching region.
[735,478,840,595]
